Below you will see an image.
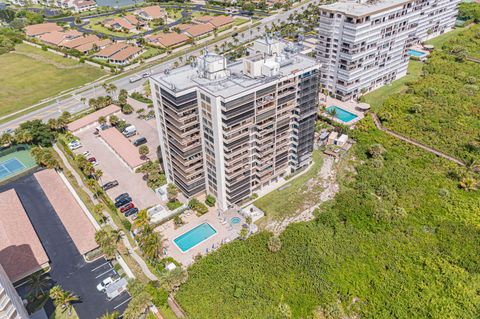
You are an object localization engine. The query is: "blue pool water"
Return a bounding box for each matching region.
[231,217,241,225]
[174,223,217,252]
[326,106,358,123]
[0,158,26,179]
[407,49,427,57]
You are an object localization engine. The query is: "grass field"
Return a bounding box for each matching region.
[0,44,105,117]
[361,61,423,109]
[425,26,466,47]
[254,151,323,222]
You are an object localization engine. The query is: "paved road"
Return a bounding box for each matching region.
[0,0,323,132]
[0,173,130,319]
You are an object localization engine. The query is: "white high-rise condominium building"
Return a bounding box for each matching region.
[317,0,460,100]
[151,38,320,210]
[0,265,29,319]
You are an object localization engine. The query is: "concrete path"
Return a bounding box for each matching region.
[53,144,158,281]
[370,113,465,166]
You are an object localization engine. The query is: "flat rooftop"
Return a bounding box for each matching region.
[320,0,412,17]
[34,170,98,255]
[67,104,120,132]
[99,127,147,169]
[152,53,318,99]
[0,189,49,282]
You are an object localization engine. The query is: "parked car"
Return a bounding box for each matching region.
[129,75,142,83]
[120,203,134,213]
[142,71,151,78]
[115,196,132,208]
[82,151,91,157]
[124,207,139,217]
[68,140,82,150]
[102,180,119,191]
[133,137,147,146]
[87,157,96,162]
[114,193,129,202]
[96,276,117,292]
[122,125,136,137]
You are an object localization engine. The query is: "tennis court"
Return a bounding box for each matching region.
[0,145,37,182]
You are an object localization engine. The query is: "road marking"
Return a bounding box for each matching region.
[91,261,110,271]
[95,268,115,279]
[114,296,131,309]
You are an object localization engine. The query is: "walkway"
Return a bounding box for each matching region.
[53,144,159,281]
[370,113,465,166]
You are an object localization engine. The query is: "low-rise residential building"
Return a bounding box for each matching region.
[61,34,100,50]
[38,29,82,46]
[75,38,111,53]
[0,264,29,319]
[182,23,214,38]
[145,32,189,48]
[103,17,136,32]
[193,15,234,29]
[316,0,460,100]
[94,42,142,64]
[134,5,167,21]
[151,38,320,209]
[25,23,62,37]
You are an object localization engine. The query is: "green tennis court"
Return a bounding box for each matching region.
[0,145,37,182]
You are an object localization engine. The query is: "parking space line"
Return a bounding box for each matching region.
[91,261,110,272]
[114,296,131,309]
[95,269,116,279]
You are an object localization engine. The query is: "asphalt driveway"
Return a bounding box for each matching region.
[0,172,130,318]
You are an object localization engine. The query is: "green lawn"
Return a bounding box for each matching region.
[425,26,466,48]
[254,151,324,222]
[0,44,105,117]
[361,61,423,109]
[233,17,249,26]
[49,307,79,319]
[83,15,134,37]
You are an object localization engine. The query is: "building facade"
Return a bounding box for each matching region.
[0,265,29,319]
[317,0,459,100]
[151,39,320,210]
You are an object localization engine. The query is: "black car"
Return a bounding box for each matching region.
[102,180,119,191]
[114,193,129,202]
[115,196,132,208]
[133,137,147,146]
[124,207,139,217]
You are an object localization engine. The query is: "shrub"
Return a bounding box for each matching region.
[188,198,208,215]
[267,235,282,253]
[167,200,182,211]
[205,195,216,207]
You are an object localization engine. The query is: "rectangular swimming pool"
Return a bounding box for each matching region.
[326,106,358,123]
[174,223,217,252]
[407,49,427,58]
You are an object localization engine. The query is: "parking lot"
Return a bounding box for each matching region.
[74,109,162,210]
[1,173,130,318]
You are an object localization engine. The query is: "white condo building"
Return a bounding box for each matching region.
[317,0,460,100]
[151,38,320,210]
[0,265,29,319]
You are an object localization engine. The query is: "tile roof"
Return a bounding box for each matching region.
[38,29,82,46]
[67,104,120,132]
[0,189,49,282]
[124,14,140,25]
[99,127,147,169]
[95,42,129,58]
[74,38,112,53]
[25,23,62,36]
[146,32,189,47]
[183,23,214,37]
[176,23,194,32]
[136,5,166,19]
[193,15,214,23]
[34,170,98,255]
[104,17,135,30]
[109,45,142,62]
[208,15,234,28]
[62,34,99,49]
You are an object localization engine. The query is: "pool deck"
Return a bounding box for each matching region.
[320,94,365,126]
[156,207,245,266]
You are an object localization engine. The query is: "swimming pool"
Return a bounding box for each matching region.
[0,158,26,180]
[231,217,241,225]
[174,223,217,252]
[326,106,358,123]
[407,49,427,58]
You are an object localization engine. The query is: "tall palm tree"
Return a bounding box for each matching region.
[0,133,14,146]
[99,311,119,319]
[138,225,163,261]
[50,285,79,316]
[27,272,51,299]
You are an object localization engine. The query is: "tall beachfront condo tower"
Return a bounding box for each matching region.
[0,264,29,319]
[317,0,460,100]
[151,38,320,210]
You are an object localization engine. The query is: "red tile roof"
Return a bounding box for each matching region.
[0,189,49,282]
[183,23,214,37]
[34,170,98,255]
[135,6,165,20]
[95,42,129,58]
[146,32,189,48]
[109,45,142,62]
[67,104,120,132]
[99,127,147,169]
[62,34,100,49]
[208,15,234,28]
[25,23,62,37]
[38,29,82,46]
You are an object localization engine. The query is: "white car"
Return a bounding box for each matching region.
[68,141,82,150]
[82,151,91,157]
[96,277,115,292]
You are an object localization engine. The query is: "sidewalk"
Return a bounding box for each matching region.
[53,144,158,281]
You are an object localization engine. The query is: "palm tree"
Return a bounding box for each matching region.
[109,115,119,127]
[0,133,14,146]
[160,267,188,292]
[95,228,121,259]
[26,272,51,300]
[98,116,107,126]
[138,225,163,261]
[49,285,79,316]
[99,311,119,319]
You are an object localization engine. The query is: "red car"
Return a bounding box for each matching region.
[88,157,96,162]
[120,203,135,213]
